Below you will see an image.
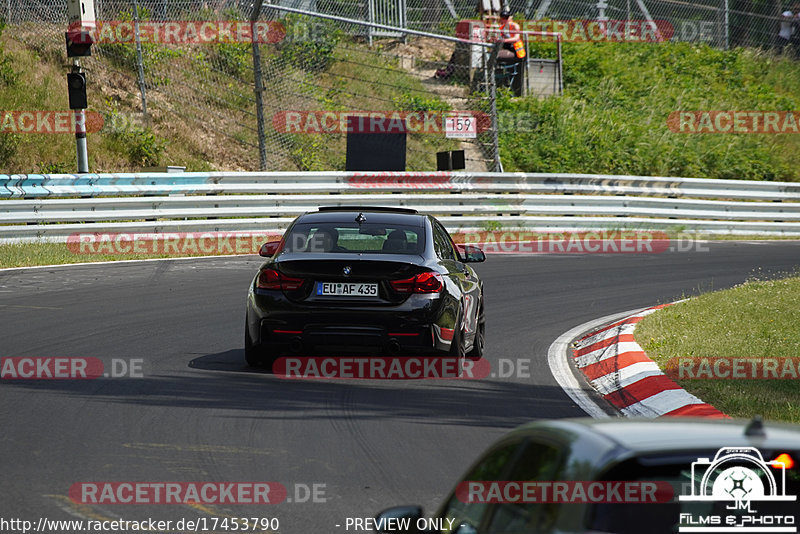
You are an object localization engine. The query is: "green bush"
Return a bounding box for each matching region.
[104,106,166,167]
[0,132,19,167]
[393,92,451,112]
[212,42,251,78]
[0,22,17,86]
[37,161,75,174]
[499,42,800,180]
[0,22,19,166]
[277,15,343,72]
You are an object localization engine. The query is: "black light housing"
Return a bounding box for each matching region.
[67,72,88,110]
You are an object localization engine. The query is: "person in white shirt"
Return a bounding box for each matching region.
[779,8,794,52]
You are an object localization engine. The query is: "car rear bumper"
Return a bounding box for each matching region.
[261,323,434,354]
[246,289,455,354]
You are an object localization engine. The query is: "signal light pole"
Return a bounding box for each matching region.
[66,0,95,173]
[67,62,89,173]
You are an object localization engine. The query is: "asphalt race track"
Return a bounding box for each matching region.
[2,241,799,533]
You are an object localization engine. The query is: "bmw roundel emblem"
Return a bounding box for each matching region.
[343,266,352,276]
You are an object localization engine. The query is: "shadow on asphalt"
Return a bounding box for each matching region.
[4,347,577,427]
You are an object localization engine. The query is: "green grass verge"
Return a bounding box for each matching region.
[635,276,800,423]
[498,41,800,181]
[0,241,258,269]
[1,233,798,269]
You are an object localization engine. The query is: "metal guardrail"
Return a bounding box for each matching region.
[3,172,800,199]
[2,172,800,242]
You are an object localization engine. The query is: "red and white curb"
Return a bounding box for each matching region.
[571,304,727,418]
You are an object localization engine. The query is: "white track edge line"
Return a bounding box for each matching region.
[547,307,651,419]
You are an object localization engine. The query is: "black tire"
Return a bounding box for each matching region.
[244,321,275,371]
[448,316,466,377]
[244,325,262,367]
[467,303,485,360]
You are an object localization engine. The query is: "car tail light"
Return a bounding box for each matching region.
[390,271,443,294]
[389,276,415,293]
[257,268,305,291]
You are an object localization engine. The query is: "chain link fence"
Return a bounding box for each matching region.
[1,0,791,172]
[2,0,502,171]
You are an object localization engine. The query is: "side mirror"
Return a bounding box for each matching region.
[374,505,424,533]
[259,240,282,257]
[458,244,486,263]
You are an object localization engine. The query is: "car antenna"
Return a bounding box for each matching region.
[355,213,367,224]
[745,415,766,438]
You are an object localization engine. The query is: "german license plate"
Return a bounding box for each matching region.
[316,282,378,297]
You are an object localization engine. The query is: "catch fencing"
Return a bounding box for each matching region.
[4,0,503,173]
[2,0,789,175]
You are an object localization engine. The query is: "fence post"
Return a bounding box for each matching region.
[252,0,268,171]
[487,42,502,172]
[723,0,730,49]
[132,0,148,118]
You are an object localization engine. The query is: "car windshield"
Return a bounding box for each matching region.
[283,223,422,254]
[589,450,800,534]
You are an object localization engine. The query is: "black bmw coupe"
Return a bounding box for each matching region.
[244,207,486,368]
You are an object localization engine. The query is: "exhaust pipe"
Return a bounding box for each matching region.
[387,339,401,355]
[289,337,303,353]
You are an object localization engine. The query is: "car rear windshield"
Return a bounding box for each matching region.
[588,449,800,534]
[283,223,423,254]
